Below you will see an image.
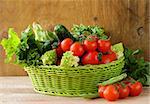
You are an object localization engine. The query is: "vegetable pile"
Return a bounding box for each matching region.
[1,23,149,101]
[1,23,117,67]
[98,73,143,101]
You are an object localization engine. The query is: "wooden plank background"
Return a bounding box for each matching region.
[0,0,149,76]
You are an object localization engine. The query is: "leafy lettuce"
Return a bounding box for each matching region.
[1,28,20,63]
[1,23,58,66]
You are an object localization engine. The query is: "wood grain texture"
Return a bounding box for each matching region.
[0,77,150,104]
[0,0,149,76]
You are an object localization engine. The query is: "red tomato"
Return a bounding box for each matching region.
[103,85,119,101]
[129,81,143,96]
[56,45,64,58]
[109,51,117,60]
[98,39,111,53]
[70,42,85,56]
[98,86,107,98]
[83,38,98,51]
[82,51,99,65]
[100,52,117,64]
[122,80,131,85]
[87,35,99,41]
[56,60,61,66]
[117,84,130,99]
[61,38,73,52]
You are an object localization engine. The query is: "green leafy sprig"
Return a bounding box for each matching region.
[124,47,150,85]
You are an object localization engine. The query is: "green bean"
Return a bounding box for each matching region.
[98,73,127,86]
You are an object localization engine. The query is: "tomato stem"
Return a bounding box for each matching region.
[97,52,102,61]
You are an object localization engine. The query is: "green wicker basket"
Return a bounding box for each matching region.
[24,43,125,97]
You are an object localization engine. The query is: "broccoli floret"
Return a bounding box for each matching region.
[60,51,79,67]
[41,50,57,65]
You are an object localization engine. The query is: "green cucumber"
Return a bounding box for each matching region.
[54,24,75,41]
[98,73,127,86]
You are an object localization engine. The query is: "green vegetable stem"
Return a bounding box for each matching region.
[98,73,127,86]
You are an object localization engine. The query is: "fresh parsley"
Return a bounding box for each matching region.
[124,47,150,85]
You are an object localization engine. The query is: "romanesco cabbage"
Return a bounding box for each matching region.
[41,50,57,65]
[60,51,79,67]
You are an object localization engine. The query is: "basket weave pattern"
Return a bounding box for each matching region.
[25,56,124,97]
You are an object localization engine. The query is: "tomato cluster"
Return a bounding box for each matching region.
[98,80,143,101]
[56,36,117,65]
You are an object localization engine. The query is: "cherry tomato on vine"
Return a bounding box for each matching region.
[108,51,117,60]
[82,51,99,65]
[117,84,130,99]
[98,39,111,53]
[100,51,117,64]
[61,38,73,52]
[87,35,99,41]
[129,81,143,96]
[56,59,61,66]
[83,36,98,51]
[122,80,131,85]
[103,85,119,101]
[56,44,64,58]
[70,42,85,56]
[98,85,107,98]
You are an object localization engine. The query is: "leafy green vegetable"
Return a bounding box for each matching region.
[124,47,150,85]
[1,28,20,63]
[71,24,108,41]
[19,25,33,51]
[16,26,41,66]
[32,22,58,42]
[16,23,58,66]
[10,23,58,66]
[60,51,79,67]
[26,49,41,66]
[41,50,57,65]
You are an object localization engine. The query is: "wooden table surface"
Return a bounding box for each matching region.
[0,77,150,104]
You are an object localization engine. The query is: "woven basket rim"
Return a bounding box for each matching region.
[25,56,124,70]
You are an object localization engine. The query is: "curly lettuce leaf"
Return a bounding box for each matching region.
[19,25,34,51]
[15,24,55,66]
[1,28,20,63]
[16,25,41,66]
